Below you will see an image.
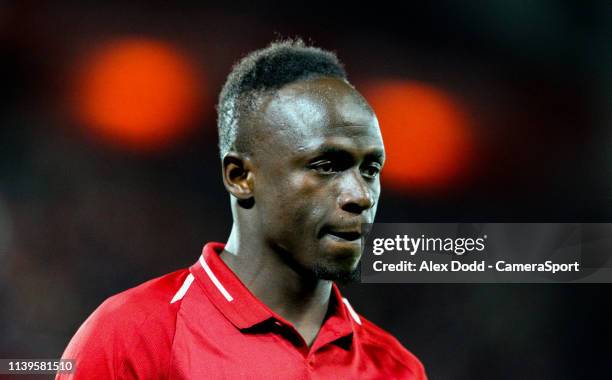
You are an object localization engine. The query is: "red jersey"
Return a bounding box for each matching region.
[57,242,427,379]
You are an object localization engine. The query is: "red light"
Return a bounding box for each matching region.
[74,38,205,151]
[362,80,473,193]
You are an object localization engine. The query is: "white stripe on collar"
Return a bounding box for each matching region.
[342,297,362,325]
[170,273,194,304]
[199,255,234,302]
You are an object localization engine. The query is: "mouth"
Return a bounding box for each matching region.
[320,226,362,242]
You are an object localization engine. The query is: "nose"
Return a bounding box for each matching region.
[338,170,375,215]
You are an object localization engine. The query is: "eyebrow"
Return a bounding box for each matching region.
[308,145,385,162]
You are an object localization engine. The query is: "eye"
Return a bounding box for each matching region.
[361,163,382,179]
[310,160,335,174]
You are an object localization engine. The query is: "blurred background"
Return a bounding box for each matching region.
[0,1,610,379]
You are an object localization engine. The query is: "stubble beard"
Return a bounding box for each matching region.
[312,260,361,285]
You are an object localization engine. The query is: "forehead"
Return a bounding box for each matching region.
[255,77,383,154]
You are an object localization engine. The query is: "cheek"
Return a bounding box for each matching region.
[285,173,327,221]
[368,182,381,215]
[256,172,311,214]
[290,172,320,194]
[277,174,333,235]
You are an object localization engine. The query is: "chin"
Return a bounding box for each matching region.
[311,261,361,285]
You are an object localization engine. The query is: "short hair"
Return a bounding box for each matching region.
[217,38,347,158]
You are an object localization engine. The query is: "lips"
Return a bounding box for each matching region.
[320,226,362,242]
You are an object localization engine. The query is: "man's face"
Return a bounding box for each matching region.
[248,77,385,282]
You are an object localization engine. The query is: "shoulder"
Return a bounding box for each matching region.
[355,312,427,380]
[85,268,191,339]
[99,267,191,321]
[58,268,192,380]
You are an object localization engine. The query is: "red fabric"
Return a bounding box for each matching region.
[58,242,427,379]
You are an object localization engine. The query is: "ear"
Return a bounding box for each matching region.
[222,152,255,201]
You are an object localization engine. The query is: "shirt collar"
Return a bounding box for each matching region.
[189,242,357,344]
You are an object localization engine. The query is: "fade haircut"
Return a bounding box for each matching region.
[217,38,348,158]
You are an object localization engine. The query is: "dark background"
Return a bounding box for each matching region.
[1,1,610,379]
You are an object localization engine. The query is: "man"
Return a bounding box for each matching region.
[58,39,427,379]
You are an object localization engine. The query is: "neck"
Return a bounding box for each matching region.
[221,222,332,345]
